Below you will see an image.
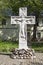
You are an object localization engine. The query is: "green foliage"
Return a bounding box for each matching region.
[0,0,43,16]
[8,0,43,14]
[32,42,43,52]
[33,47,43,52]
[0,41,18,52]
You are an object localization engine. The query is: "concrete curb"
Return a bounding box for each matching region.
[0,52,12,55]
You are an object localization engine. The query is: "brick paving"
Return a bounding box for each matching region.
[0,53,43,65]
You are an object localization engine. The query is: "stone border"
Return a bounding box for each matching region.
[0,52,12,55]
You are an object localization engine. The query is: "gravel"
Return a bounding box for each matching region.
[0,53,43,65]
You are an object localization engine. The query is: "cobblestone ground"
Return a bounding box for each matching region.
[0,53,43,65]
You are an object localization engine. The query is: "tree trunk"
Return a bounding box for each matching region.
[33,16,38,41]
[33,25,37,40]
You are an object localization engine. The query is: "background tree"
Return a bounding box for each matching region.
[0,0,43,40]
[0,0,9,20]
[8,0,43,40]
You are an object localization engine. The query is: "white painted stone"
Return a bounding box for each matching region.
[11,7,35,49]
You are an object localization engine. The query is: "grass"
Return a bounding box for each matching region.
[0,41,18,52]
[32,42,43,52]
[0,41,43,52]
[32,47,43,52]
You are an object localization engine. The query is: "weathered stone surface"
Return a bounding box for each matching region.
[10,48,36,59]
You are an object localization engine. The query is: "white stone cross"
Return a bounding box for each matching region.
[11,7,35,49]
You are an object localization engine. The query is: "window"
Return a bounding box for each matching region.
[37,32,41,40]
[42,19,43,24]
[2,19,6,25]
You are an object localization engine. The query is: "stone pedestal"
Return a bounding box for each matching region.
[19,38,28,49]
[11,7,36,60]
[10,48,36,59]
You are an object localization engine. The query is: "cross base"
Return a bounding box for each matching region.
[10,48,36,59]
[19,37,28,49]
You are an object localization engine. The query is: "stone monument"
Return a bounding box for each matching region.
[11,7,35,49]
[11,7,36,59]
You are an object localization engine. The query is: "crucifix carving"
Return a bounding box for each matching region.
[11,7,35,49]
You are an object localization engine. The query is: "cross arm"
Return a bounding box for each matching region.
[11,16,22,24]
[25,16,35,24]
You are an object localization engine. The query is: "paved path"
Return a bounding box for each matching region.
[0,53,43,65]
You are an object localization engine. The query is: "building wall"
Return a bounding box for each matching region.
[37,17,43,40]
[0,18,19,41]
